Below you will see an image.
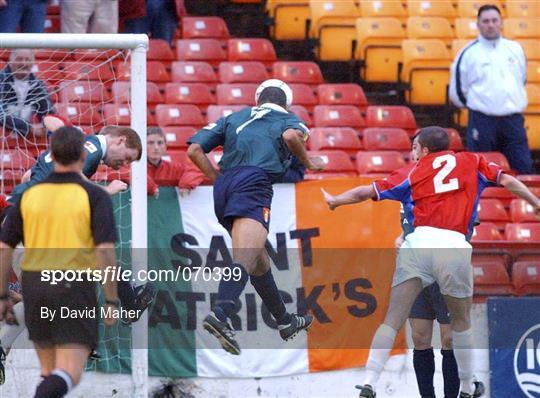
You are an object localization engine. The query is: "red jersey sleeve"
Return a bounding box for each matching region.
[179,161,206,189]
[477,154,504,186]
[372,165,414,202]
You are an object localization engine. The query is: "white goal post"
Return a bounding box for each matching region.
[0,33,149,397]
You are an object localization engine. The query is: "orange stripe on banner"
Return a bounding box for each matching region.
[295,178,406,372]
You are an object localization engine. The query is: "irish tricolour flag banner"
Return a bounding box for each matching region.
[140,178,404,377]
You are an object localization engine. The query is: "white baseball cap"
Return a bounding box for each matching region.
[255,79,293,108]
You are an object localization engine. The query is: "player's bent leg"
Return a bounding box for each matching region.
[440,324,460,398]
[410,318,436,398]
[33,342,55,379]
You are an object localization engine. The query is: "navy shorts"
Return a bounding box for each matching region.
[409,282,450,324]
[213,166,273,232]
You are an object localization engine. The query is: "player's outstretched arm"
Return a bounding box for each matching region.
[321,185,376,210]
[282,129,324,171]
[500,174,540,218]
[187,143,220,183]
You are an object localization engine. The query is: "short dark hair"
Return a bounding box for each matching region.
[147,126,165,139]
[100,125,143,160]
[257,87,287,108]
[415,126,450,153]
[51,126,85,166]
[477,4,501,19]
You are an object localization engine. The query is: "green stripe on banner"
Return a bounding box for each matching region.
[148,187,197,377]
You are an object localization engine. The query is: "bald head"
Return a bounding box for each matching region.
[9,49,35,80]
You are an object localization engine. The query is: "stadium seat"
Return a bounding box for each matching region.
[44,15,61,33]
[356,151,406,175]
[33,61,65,84]
[472,262,514,296]
[163,150,188,165]
[445,128,464,151]
[176,39,227,66]
[512,261,540,295]
[218,61,269,83]
[63,61,115,82]
[272,61,324,85]
[47,0,60,14]
[289,105,312,125]
[160,126,197,150]
[289,84,317,109]
[102,104,155,126]
[451,39,473,57]
[72,49,120,62]
[0,149,35,170]
[505,223,540,242]
[313,105,365,128]
[164,83,215,110]
[406,17,455,47]
[171,62,219,86]
[304,172,353,180]
[181,16,230,41]
[227,38,277,66]
[505,0,539,18]
[59,80,110,103]
[518,175,540,187]
[307,0,361,61]
[362,128,411,151]
[111,82,163,105]
[519,39,540,60]
[359,0,407,21]
[400,39,452,105]
[266,0,310,40]
[526,61,540,83]
[307,150,356,175]
[454,18,479,39]
[116,61,169,83]
[155,104,206,127]
[55,103,101,126]
[354,18,405,83]
[307,127,363,156]
[317,84,368,112]
[457,0,504,18]
[525,83,540,149]
[407,0,456,20]
[471,222,503,241]
[478,199,509,229]
[472,251,513,270]
[148,39,175,62]
[206,105,247,123]
[365,105,417,136]
[503,18,540,39]
[216,83,258,105]
[481,187,515,208]
[481,152,511,171]
[510,199,540,223]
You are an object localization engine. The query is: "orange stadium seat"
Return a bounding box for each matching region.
[505,0,539,18]
[519,39,540,60]
[503,18,540,39]
[148,39,175,62]
[454,18,480,39]
[362,128,411,151]
[510,199,540,223]
[307,150,356,174]
[512,261,540,296]
[407,0,456,20]
[55,103,101,126]
[116,61,169,83]
[505,223,540,242]
[266,0,310,40]
[525,84,540,149]
[308,127,363,156]
[451,39,474,57]
[527,61,540,83]
[111,81,163,104]
[181,16,230,41]
[206,105,247,123]
[317,84,368,111]
[216,83,258,105]
[356,151,406,176]
[478,199,509,230]
[59,81,110,103]
[176,39,227,66]
[272,61,324,85]
[406,17,455,46]
[171,61,219,86]
[0,149,35,170]
[473,262,514,296]
[218,62,269,83]
[160,126,197,150]
[457,0,504,18]
[481,152,511,171]
[313,105,365,128]
[401,39,452,105]
[164,83,215,109]
[227,38,277,66]
[155,104,206,127]
[471,222,503,241]
[359,0,407,21]
[354,18,405,83]
[289,105,312,125]
[290,84,317,109]
[365,106,417,136]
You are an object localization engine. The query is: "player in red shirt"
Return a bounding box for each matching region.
[322,127,540,398]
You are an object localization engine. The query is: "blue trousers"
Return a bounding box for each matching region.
[467,109,533,174]
[0,0,47,33]
[146,0,178,44]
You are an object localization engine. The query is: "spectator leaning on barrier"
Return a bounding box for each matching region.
[449,4,533,174]
[0,0,48,33]
[0,49,56,137]
[61,0,119,34]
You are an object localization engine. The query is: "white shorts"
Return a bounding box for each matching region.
[393,226,473,298]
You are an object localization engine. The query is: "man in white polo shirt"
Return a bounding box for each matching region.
[449,4,533,174]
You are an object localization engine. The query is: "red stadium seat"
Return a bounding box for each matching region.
[102,104,155,126]
[473,262,514,296]
[0,168,24,192]
[155,104,206,127]
[446,128,464,151]
[171,61,218,85]
[44,15,61,33]
[308,127,363,156]
[317,83,369,111]
[313,105,365,128]
[355,151,406,175]
[365,105,417,136]
[148,39,175,62]
[216,83,258,105]
[182,16,230,40]
[472,251,513,270]
[478,199,509,229]
[0,149,35,170]
[160,126,197,149]
[72,49,120,62]
[47,0,60,14]
[33,61,65,84]
[111,82,163,104]
[55,102,101,126]
[471,222,503,241]
[304,173,354,180]
[481,187,515,208]
[206,105,246,123]
[481,152,511,171]
[164,83,215,109]
[510,199,540,223]
[289,105,312,125]
[176,39,227,66]
[59,81,110,103]
[218,61,269,83]
[307,150,356,174]
[63,62,115,84]
[505,223,540,242]
[163,150,188,165]
[518,175,540,187]
[116,61,169,83]
[272,61,324,85]
[228,39,277,66]
[362,128,411,151]
[290,84,317,110]
[512,261,540,295]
